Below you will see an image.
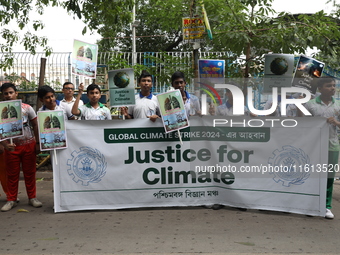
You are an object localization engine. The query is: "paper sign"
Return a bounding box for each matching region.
[0,100,23,141]
[157,90,189,133]
[37,110,67,151]
[264,54,295,93]
[292,55,325,94]
[108,68,136,107]
[71,39,98,78]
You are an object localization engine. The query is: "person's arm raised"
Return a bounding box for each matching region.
[71,83,84,117]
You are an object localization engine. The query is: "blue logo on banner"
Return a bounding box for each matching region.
[268,145,310,187]
[67,146,107,186]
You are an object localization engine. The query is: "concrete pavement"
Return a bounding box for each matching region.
[0,170,339,255]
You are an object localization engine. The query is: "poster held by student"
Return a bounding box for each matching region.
[71,39,98,78]
[0,100,23,141]
[37,110,67,151]
[292,55,325,95]
[108,68,135,107]
[263,54,295,93]
[157,90,189,133]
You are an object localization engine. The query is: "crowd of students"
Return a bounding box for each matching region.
[0,71,338,220]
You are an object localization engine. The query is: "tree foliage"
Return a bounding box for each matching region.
[98,0,193,52]
[0,0,55,69]
[0,0,134,70]
[0,0,339,75]
[202,0,340,76]
[97,0,340,77]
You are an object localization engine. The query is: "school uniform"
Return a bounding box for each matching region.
[128,92,160,118]
[304,96,340,209]
[78,102,112,120]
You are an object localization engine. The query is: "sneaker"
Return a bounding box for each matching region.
[325,209,334,219]
[1,201,17,212]
[28,198,42,208]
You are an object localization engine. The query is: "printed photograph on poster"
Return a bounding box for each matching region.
[71,39,98,78]
[263,54,295,93]
[0,99,23,141]
[37,110,67,151]
[108,68,136,107]
[156,90,189,133]
[292,55,324,95]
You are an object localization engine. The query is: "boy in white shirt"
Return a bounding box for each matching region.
[60,82,83,119]
[121,70,160,122]
[0,83,42,212]
[72,83,112,120]
[38,85,75,120]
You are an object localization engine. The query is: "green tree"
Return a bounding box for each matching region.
[204,0,340,78]
[0,0,134,70]
[98,0,340,80]
[1,0,339,78]
[98,0,193,52]
[313,0,340,70]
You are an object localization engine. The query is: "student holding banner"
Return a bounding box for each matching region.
[71,83,112,120]
[0,83,42,212]
[171,71,201,116]
[121,70,160,121]
[299,77,340,219]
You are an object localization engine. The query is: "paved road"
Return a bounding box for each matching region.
[0,171,339,255]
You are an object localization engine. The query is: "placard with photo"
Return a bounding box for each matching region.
[108,68,136,107]
[0,100,23,141]
[71,39,98,78]
[292,55,325,94]
[37,110,67,151]
[156,90,189,133]
[263,54,295,93]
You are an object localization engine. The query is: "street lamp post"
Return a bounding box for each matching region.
[131,3,140,66]
[132,4,136,66]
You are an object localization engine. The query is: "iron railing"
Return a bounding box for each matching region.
[0,51,233,92]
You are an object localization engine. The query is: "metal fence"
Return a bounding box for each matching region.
[1,51,339,110]
[0,51,232,92]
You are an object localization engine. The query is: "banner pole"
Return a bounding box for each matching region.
[177,130,183,145]
[54,149,58,165]
[121,107,125,120]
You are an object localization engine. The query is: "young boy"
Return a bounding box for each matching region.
[0,83,42,212]
[299,77,340,219]
[72,83,112,120]
[171,71,201,116]
[38,85,75,120]
[121,70,160,122]
[61,82,83,120]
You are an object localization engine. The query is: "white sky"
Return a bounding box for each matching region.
[10,0,335,53]
[271,0,334,13]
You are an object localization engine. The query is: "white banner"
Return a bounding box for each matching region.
[53,117,328,216]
